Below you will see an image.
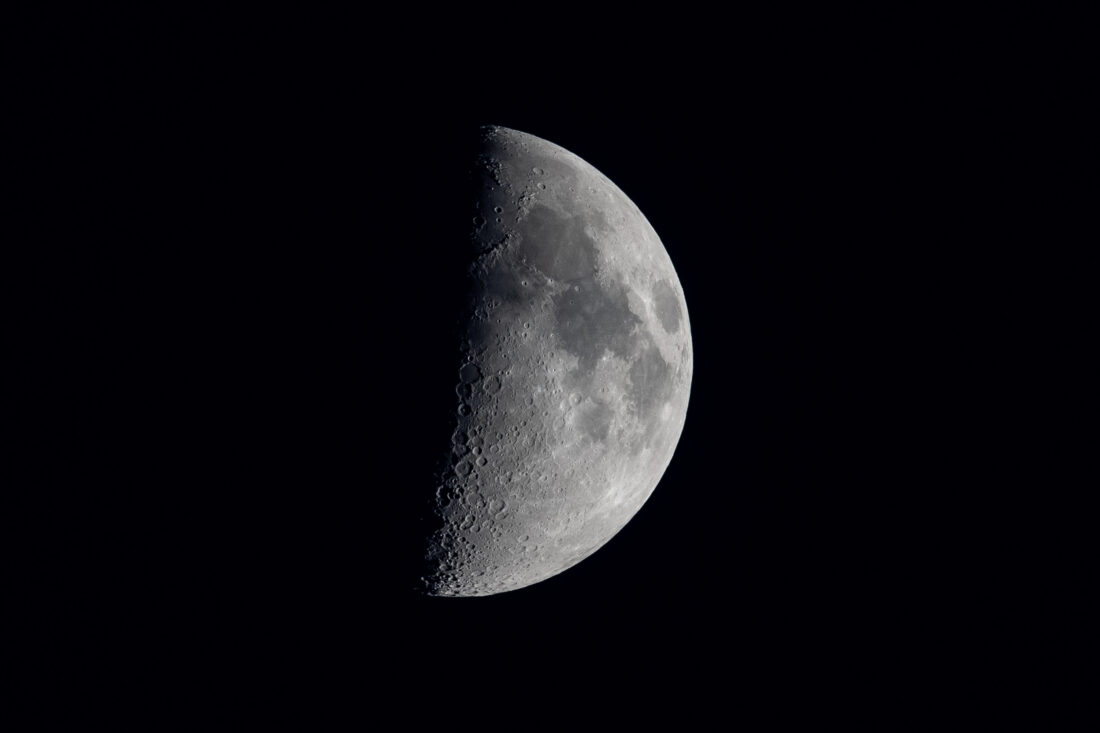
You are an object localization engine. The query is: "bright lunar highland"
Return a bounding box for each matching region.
[421,126,692,596]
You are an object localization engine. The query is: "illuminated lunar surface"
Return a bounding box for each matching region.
[421,126,692,596]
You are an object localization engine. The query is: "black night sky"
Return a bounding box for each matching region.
[25,18,1053,713]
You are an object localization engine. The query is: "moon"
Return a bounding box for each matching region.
[421,126,692,596]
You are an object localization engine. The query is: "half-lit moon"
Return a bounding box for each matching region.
[422,126,692,596]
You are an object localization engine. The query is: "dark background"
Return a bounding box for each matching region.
[20,17,1064,710]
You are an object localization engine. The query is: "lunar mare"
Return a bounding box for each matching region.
[422,126,692,596]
